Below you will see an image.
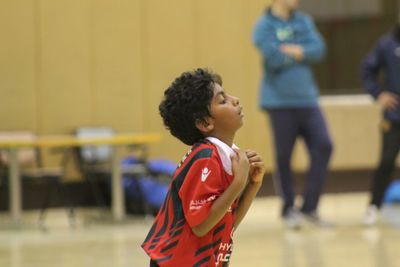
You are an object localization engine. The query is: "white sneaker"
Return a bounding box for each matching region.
[301,211,335,228]
[362,205,379,226]
[283,208,302,230]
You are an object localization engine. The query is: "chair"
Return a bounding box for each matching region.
[74,127,114,209]
[74,127,148,213]
[0,131,74,228]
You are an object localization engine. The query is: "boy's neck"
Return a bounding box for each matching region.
[271,3,292,20]
[207,133,235,147]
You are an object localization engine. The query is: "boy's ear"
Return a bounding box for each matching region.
[195,118,214,133]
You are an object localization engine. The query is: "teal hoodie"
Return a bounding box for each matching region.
[253,9,325,109]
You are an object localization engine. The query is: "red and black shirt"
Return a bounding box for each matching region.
[142,139,238,267]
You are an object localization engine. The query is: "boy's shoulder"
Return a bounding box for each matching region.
[177,138,236,179]
[177,140,220,169]
[173,140,223,187]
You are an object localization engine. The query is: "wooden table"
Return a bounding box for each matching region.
[0,133,162,224]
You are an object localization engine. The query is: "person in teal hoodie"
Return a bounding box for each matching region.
[253,0,333,229]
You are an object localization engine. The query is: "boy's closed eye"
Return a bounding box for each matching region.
[217,92,227,104]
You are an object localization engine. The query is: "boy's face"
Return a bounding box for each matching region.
[207,83,244,135]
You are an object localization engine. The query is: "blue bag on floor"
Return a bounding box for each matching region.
[383,180,400,204]
[137,176,169,208]
[147,159,176,176]
[121,156,176,214]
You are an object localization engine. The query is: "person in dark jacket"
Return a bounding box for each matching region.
[253,0,333,229]
[361,19,400,226]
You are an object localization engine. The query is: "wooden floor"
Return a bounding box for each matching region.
[1,193,400,267]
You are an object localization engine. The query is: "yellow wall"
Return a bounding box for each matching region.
[0,0,383,177]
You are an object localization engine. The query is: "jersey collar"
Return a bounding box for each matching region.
[206,137,238,175]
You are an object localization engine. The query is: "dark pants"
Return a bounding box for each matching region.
[370,121,400,208]
[267,107,333,216]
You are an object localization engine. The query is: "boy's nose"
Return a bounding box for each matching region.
[232,96,240,106]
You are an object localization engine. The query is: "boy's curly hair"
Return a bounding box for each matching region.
[159,68,222,145]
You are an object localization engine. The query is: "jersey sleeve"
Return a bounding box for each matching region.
[178,156,224,228]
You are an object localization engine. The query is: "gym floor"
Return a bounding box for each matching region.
[0,193,399,267]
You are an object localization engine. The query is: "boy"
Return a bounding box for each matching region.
[142,68,265,266]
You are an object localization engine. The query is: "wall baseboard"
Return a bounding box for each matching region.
[0,169,382,211]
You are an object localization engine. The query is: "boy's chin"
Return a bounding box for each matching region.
[235,121,244,130]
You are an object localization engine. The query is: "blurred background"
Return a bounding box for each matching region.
[1,0,399,171]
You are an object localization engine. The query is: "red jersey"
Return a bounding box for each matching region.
[142,139,238,267]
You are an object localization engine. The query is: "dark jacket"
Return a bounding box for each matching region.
[361,26,400,121]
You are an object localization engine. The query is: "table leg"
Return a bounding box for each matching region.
[112,146,125,221]
[9,148,21,224]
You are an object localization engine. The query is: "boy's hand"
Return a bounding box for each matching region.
[245,150,265,184]
[230,148,250,189]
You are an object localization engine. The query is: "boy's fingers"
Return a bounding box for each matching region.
[251,162,264,168]
[249,158,261,164]
[236,149,247,159]
[245,150,257,158]
[248,154,262,162]
[231,148,241,159]
[249,159,263,165]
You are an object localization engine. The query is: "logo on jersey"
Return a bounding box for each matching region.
[189,195,216,210]
[216,241,233,265]
[201,167,211,182]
